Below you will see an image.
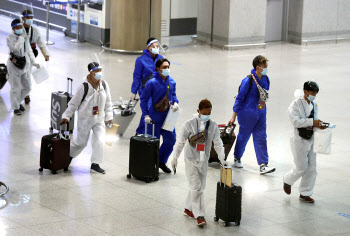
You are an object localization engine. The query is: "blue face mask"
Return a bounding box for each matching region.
[261,68,268,75]
[94,72,102,80]
[15,29,23,35]
[151,47,159,55]
[161,69,170,77]
[200,115,210,122]
[307,95,315,102]
[25,19,33,26]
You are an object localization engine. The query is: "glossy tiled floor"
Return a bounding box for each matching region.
[1,15,350,235]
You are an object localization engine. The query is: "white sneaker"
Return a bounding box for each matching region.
[260,164,275,175]
[234,158,243,168]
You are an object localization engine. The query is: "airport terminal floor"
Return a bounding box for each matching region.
[1,15,350,235]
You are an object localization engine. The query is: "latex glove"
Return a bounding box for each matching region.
[220,160,229,166]
[130,93,136,100]
[171,158,178,173]
[172,102,179,112]
[145,115,152,124]
[33,63,40,69]
[105,120,113,129]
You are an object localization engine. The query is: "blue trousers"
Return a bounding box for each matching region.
[234,111,269,165]
[146,122,176,164]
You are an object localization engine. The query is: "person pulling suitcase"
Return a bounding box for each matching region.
[61,62,113,174]
[171,99,232,227]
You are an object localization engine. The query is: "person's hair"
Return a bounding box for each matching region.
[147,37,157,45]
[156,58,170,68]
[11,19,21,27]
[252,55,268,69]
[303,81,319,92]
[22,10,32,16]
[88,62,99,71]
[198,99,212,110]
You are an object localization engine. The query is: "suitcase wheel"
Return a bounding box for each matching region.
[235,221,240,226]
[49,127,53,134]
[154,176,159,181]
[214,216,219,222]
[144,178,150,183]
[223,222,228,227]
[64,167,69,172]
[127,174,131,179]
[51,170,57,175]
[39,168,43,172]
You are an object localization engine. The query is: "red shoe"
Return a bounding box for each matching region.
[299,195,314,203]
[284,183,291,195]
[183,209,194,219]
[24,95,30,104]
[197,216,206,227]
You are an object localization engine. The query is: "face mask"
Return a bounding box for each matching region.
[151,47,159,55]
[307,95,315,102]
[261,68,268,75]
[94,72,102,80]
[199,114,210,122]
[15,29,23,35]
[25,19,33,26]
[161,69,170,77]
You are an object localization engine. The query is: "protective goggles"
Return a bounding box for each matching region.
[11,22,23,28]
[147,39,159,47]
[22,14,34,17]
[90,65,102,72]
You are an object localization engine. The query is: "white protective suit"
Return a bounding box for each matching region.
[25,25,50,58]
[284,97,319,196]
[173,116,225,218]
[6,31,36,110]
[62,78,113,164]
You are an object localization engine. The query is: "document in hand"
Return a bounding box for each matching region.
[32,65,49,84]
[162,108,181,132]
[105,123,120,146]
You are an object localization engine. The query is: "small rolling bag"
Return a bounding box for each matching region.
[39,125,71,174]
[127,122,159,183]
[214,166,242,226]
[209,124,236,163]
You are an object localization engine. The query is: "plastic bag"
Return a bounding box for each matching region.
[313,127,333,154]
[32,65,49,84]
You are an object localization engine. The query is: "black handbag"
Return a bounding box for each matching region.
[10,52,26,69]
[298,102,314,140]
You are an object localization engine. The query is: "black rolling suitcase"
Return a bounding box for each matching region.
[39,125,71,174]
[214,166,242,227]
[209,124,236,163]
[0,64,8,90]
[127,122,159,183]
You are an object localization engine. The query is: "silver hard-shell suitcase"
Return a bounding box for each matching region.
[50,78,74,133]
[113,98,138,135]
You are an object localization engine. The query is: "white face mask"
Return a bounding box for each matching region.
[151,47,159,55]
[160,69,170,77]
[25,19,33,26]
[94,72,102,80]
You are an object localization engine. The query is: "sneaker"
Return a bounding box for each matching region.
[284,183,291,195]
[234,158,243,168]
[19,104,25,112]
[184,209,194,219]
[299,195,314,203]
[197,216,207,226]
[90,163,105,174]
[260,164,276,175]
[159,163,171,173]
[24,95,30,104]
[14,109,21,116]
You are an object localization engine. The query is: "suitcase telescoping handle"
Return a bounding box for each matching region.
[145,121,155,137]
[220,165,228,188]
[67,78,73,95]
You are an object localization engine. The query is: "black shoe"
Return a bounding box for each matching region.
[90,163,105,174]
[14,109,21,116]
[159,163,171,173]
[19,104,25,112]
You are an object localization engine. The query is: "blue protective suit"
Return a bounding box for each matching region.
[132,49,163,134]
[232,68,270,165]
[140,71,179,164]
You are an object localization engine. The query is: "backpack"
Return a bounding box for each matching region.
[79,80,106,108]
[238,74,270,94]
